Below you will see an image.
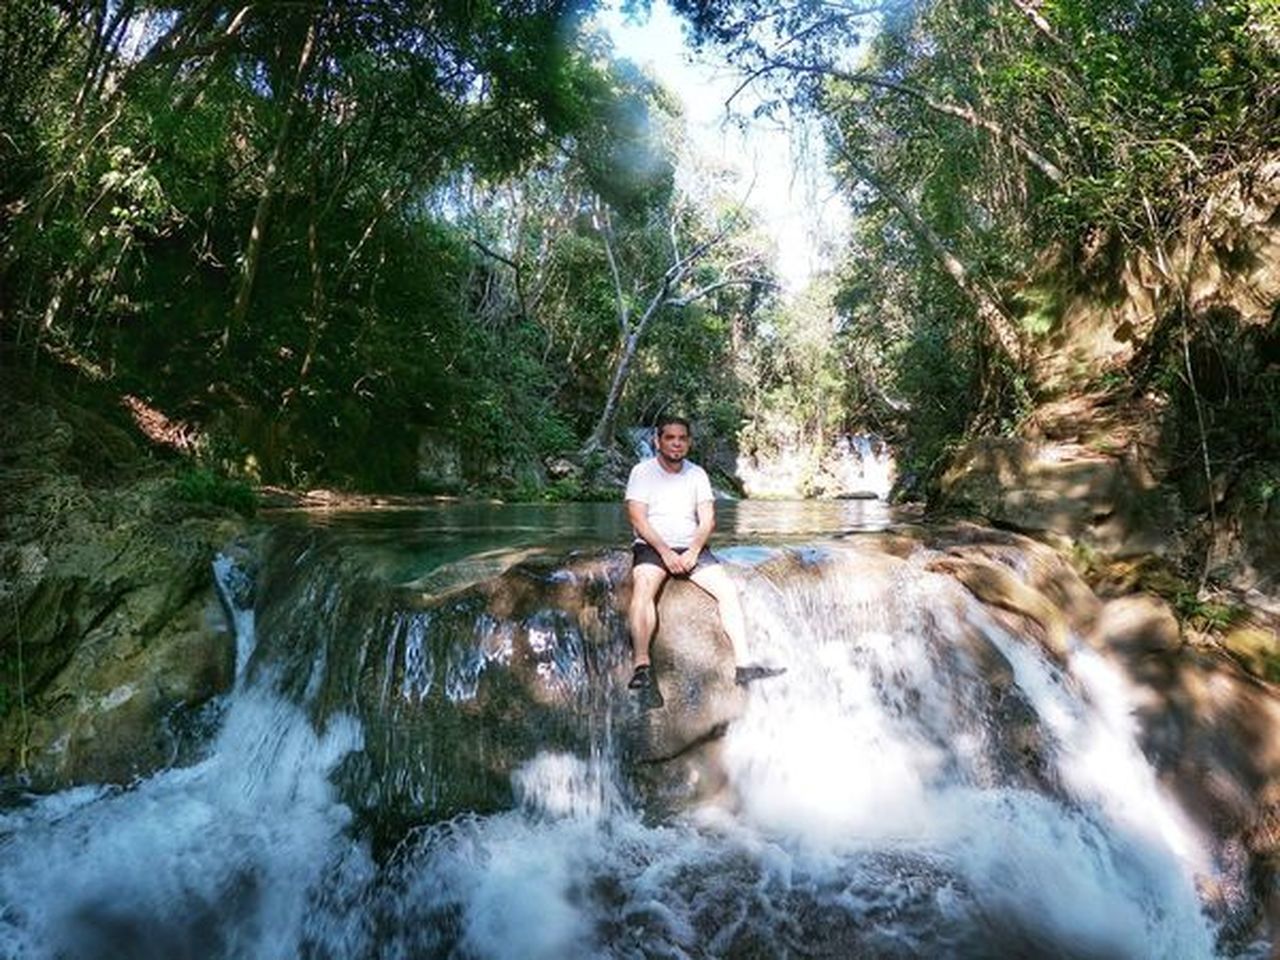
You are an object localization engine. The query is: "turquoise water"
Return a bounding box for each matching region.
[264,498,898,584]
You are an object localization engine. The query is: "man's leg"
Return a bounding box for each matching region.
[687,563,750,663]
[628,562,668,670]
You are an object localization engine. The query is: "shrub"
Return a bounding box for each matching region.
[171,468,256,516]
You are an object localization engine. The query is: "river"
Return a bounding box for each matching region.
[0,501,1264,958]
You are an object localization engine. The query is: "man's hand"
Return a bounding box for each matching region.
[665,548,697,574]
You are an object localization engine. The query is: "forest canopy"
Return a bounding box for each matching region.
[2,0,1276,494]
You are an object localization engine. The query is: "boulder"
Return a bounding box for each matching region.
[629,577,745,762]
[1221,626,1280,683]
[1089,594,1183,656]
[938,437,1182,557]
[0,397,243,789]
[247,537,753,837]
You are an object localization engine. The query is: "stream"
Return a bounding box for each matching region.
[0,501,1264,958]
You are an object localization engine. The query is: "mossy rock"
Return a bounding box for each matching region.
[0,393,246,789]
[1222,627,1280,683]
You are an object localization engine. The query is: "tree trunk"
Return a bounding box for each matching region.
[839,147,1024,363]
[222,17,317,349]
[586,332,642,452]
[582,203,756,453]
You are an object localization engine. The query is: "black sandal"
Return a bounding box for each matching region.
[735,664,787,686]
[628,665,664,708]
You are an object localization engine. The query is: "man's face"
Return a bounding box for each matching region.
[656,424,690,463]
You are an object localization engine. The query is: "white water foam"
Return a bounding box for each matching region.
[0,687,363,960]
[714,558,1218,958]
[212,552,256,679]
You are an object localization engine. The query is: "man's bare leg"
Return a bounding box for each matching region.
[688,563,749,662]
[690,563,784,685]
[628,564,668,669]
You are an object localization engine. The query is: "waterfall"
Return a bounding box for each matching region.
[213,551,256,680]
[0,520,1266,959]
[628,426,656,461]
[0,554,363,960]
[829,433,896,500]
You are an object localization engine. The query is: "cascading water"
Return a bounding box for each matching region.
[828,434,896,500]
[0,510,1266,959]
[0,555,363,960]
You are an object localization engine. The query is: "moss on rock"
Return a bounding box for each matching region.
[0,383,245,789]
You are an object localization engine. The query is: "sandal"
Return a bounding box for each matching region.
[735,664,787,686]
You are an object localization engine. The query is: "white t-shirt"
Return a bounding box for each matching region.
[625,458,713,549]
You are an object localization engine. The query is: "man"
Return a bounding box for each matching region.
[624,415,782,705]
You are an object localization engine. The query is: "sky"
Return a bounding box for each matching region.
[598,1,850,292]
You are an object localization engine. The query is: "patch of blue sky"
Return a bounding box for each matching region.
[598,0,853,293]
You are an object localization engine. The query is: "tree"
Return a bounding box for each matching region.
[661,0,1278,457]
[583,193,771,451]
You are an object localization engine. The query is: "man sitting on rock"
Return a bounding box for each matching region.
[624,415,783,707]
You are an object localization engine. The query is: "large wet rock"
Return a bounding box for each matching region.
[0,396,242,788]
[938,435,1182,556]
[264,527,1083,841]
[247,530,633,841]
[249,528,783,835]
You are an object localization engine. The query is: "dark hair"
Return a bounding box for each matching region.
[655,414,691,435]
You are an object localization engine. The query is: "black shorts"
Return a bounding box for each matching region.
[632,541,719,574]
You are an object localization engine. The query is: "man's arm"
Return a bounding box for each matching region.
[688,498,715,558]
[627,499,686,573]
[656,498,714,575]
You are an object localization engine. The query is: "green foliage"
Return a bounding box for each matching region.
[170,468,257,517]
[5,0,1271,501]
[665,0,1278,482]
[1139,313,1280,515]
[737,276,846,461]
[1015,284,1065,339]
[1170,589,1249,634]
[1,0,729,493]
[1245,468,1280,510]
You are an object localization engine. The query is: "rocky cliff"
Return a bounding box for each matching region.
[0,381,244,789]
[940,154,1280,616]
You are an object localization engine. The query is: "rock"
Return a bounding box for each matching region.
[253,539,754,836]
[20,594,235,784]
[628,577,745,763]
[913,522,1103,636]
[1090,594,1183,655]
[1212,475,1280,598]
[544,456,581,481]
[416,429,463,491]
[938,436,1182,556]
[1221,626,1280,682]
[925,555,1071,661]
[236,520,1280,947]
[0,396,243,789]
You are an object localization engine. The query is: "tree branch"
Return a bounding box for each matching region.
[668,275,773,307]
[593,199,629,334]
[767,57,1067,184]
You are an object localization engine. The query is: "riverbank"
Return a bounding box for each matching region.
[0,375,248,789]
